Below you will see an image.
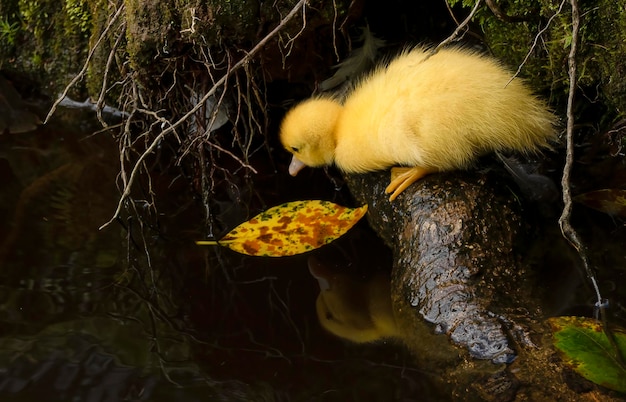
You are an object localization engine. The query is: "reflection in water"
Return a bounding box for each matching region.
[3,106,625,401]
[0,111,448,401]
[0,75,41,135]
[309,255,399,343]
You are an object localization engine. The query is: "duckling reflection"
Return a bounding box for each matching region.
[308,256,398,343]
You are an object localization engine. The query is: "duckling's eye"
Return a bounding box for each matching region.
[290,146,299,153]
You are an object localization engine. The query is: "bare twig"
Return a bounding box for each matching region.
[331,0,340,62]
[100,0,310,230]
[485,0,529,22]
[558,0,603,309]
[435,0,482,52]
[176,52,234,161]
[443,0,461,26]
[96,21,126,127]
[508,0,567,85]
[44,2,125,124]
[278,1,308,67]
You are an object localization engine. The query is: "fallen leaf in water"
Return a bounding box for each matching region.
[574,189,626,217]
[548,316,626,393]
[196,200,368,257]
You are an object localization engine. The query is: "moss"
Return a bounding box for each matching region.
[202,0,261,44]
[64,0,92,36]
[122,0,353,94]
[584,0,626,116]
[123,0,264,80]
[0,16,20,49]
[124,0,175,74]
[446,0,626,120]
[1,0,354,101]
[539,0,626,117]
[123,0,291,81]
[84,0,123,103]
[0,0,93,97]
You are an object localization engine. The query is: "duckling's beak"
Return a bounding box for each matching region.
[288,155,307,176]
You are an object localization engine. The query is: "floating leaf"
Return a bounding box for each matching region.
[196,200,368,257]
[548,316,626,393]
[574,189,626,217]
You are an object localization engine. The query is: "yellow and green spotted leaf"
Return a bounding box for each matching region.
[196,200,368,257]
[574,189,626,217]
[548,316,626,393]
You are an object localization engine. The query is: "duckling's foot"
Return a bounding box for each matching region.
[385,167,433,201]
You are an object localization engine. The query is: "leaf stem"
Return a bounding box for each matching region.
[195,240,231,246]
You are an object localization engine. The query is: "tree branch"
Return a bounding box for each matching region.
[435,0,482,51]
[558,0,603,308]
[44,2,126,124]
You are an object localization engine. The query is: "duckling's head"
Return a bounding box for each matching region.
[279,98,342,176]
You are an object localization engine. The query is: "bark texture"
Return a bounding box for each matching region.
[345,169,620,401]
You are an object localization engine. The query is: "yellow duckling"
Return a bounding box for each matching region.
[280,47,557,201]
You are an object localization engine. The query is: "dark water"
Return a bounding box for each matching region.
[2,108,626,401]
[0,110,450,402]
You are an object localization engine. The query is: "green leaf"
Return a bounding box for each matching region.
[196,200,368,257]
[548,316,626,393]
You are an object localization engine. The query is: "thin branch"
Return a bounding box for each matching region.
[279,1,308,67]
[435,0,482,52]
[100,0,310,230]
[508,0,567,85]
[96,22,127,127]
[44,2,125,124]
[331,0,340,62]
[207,141,259,174]
[558,0,603,308]
[485,0,529,23]
[443,0,461,26]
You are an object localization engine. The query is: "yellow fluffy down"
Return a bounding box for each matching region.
[280,46,557,175]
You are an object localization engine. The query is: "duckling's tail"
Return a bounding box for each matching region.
[497,152,558,202]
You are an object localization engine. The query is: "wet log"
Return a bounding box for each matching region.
[344,169,616,401]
